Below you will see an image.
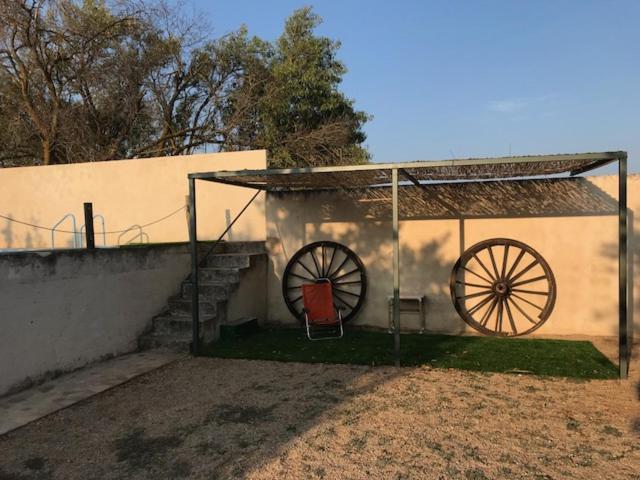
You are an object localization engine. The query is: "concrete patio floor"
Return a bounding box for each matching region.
[0,349,184,436]
[0,352,638,479]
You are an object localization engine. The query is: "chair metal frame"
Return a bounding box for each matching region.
[302,279,344,341]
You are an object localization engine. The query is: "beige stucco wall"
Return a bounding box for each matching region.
[0,245,193,397]
[0,150,267,250]
[266,174,638,338]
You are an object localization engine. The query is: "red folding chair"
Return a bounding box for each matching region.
[301,281,344,340]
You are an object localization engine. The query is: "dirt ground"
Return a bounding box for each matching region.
[0,339,639,480]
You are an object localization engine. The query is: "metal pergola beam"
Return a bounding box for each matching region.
[189,151,624,182]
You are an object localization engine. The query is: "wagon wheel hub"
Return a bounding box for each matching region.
[493,281,509,296]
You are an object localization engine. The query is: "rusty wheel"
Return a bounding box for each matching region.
[450,238,556,337]
[282,241,367,323]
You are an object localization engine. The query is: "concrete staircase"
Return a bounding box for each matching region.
[139,241,266,351]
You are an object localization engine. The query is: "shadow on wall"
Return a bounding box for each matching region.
[1,214,54,250]
[600,212,637,359]
[268,176,627,333]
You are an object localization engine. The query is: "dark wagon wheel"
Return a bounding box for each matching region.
[282,241,367,323]
[450,238,556,337]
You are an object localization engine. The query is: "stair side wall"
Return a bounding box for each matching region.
[225,254,268,328]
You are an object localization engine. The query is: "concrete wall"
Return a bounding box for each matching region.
[0,245,192,397]
[0,150,267,250]
[266,174,639,338]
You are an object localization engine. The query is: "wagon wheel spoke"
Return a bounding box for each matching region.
[321,244,326,276]
[510,292,544,311]
[462,266,494,285]
[456,280,493,289]
[496,297,504,333]
[334,280,363,286]
[510,275,547,288]
[328,255,350,279]
[296,260,318,279]
[505,249,526,281]
[333,292,355,310]
[487,246,501,281]
[467,293,496,316]
[309,249,322,277]
[287,285,302,290]
[325,246,337,277]
[509,259,539,283]
[472,253,496,282]
[333,287,361,298]
[511,288,549,296]
[289,272,315,282]
[456,290,494,301]
[480,296,499,327]
[506,296,538,325]
[332,267,360,282]
[291,295,303,304]
[501,244,509,280]
[504,297,517,334]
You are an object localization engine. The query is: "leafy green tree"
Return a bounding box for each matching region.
[0,3,369,167]
[230,7,369,167]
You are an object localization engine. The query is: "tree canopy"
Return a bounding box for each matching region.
[0,1,369,167]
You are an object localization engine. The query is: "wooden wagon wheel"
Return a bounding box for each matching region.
[282,241,367,323]
[450,238,556,337]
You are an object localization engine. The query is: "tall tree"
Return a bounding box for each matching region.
[228,7,369,167]
[0,0,152,165]
[0,3,369,167]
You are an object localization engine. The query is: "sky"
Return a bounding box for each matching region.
[189,0,640,173]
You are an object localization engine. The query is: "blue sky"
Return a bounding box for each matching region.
[191,0,639,172]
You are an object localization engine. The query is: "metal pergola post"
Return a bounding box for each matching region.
[392,168,400,367]
[188,177,200,355]
[619,155,628,379]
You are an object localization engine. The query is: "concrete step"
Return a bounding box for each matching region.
[220,317,259,340]
[222,241,266,254]
[181,282,229,300]
[199,267,240,283]
[197,243,226,257]
[167,297,217,316]
[139,332,191,351]
[202,253,251,269]
[153,312,214,334]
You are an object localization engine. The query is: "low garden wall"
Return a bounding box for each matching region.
[0,244,192,397]
[0,150,267,250]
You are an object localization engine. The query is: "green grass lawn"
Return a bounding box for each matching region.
[202,328,618,380]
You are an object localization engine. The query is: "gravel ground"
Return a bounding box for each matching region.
[0,341,638,480]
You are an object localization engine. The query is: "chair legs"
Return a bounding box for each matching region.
[305,312,344,341]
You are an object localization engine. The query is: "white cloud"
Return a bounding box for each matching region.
[488,94,557,114]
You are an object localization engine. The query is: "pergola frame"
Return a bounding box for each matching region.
[188,151,630,378]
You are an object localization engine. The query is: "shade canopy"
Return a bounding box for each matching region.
[186,149,629,378]
[189,151,626,192]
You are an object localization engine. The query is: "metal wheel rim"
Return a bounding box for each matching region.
[282,241,367,323]
[450,238,556,337]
